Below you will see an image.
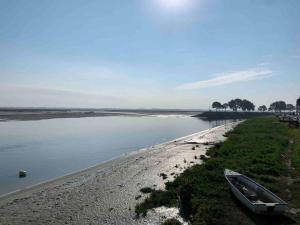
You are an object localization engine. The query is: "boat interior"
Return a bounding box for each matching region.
[228,175,279,204]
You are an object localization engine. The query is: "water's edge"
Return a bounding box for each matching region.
[0,123,229,202]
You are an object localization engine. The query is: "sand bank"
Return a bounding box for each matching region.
[0,109,200,121]
[0,122,239,225]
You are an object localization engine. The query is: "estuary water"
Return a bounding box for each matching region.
[0,116,228,195]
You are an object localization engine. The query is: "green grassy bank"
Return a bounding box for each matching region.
[136,117,300,225]
[194,111,271,120]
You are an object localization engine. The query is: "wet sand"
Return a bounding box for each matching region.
[0,109,201,121]
[0,122,239,225]
[0,111,147,121]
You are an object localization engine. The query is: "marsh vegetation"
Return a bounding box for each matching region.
[136,117,300,225]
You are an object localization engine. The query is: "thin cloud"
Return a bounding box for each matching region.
[258,62,270,66]
[177,68,273,90]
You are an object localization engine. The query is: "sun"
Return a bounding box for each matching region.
[154,0,193,13]
[160,0,188,8]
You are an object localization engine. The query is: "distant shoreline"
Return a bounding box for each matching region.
[0,109,202,121]
[0,109,273,122]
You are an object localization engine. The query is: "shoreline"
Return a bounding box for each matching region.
[193,111,272,120]
[0,122,239,225]
[0,110,201,122]
[0,123,223,200]
[135,116,300,224]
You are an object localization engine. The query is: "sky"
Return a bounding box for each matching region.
[0,0,299,109]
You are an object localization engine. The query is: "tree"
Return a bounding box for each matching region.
[228,98,254,111]
[286,104,295,112]
[269,101,287,112]
[222,103,229,111]
[212,102,222,111]
[228,99,242,111]
[241,99,255,111]
[235,99,243,110]
[277,101,286,112]
[228,99,237,111]
[258,105,267,112]
[269,102,277,112]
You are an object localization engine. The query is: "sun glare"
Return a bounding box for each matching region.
[154,0,193,13]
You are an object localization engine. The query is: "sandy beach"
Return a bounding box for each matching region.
[0,122,239,225]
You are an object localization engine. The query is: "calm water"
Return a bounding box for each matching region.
[0,116,228,195]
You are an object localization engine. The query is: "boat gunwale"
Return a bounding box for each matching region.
[224,169,287,206]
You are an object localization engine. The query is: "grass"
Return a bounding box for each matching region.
[290,128,300,172]
[135,190,177,217]
[288,127,300,222]
[135,116,300,225]
[195,111,271,120]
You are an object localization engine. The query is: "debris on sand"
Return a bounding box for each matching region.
[18,170,27,178]
[159,173,168,180]
[135,195,142,200]
[140,187,155,194]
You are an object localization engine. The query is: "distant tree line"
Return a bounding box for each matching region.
[258,105,267,112]
[268,101,296,112]
[211,97,300,113]
[212,99,255,112]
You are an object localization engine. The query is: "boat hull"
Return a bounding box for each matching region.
[225,169,287,215]
[228,182,286,214]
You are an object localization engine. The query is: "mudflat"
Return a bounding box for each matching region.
[0,109,201,121]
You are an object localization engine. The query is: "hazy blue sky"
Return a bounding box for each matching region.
[0,0,299,109]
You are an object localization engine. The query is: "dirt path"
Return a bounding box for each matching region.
[285,138,300,217]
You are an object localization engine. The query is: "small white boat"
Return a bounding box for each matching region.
[224,169,287,214]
